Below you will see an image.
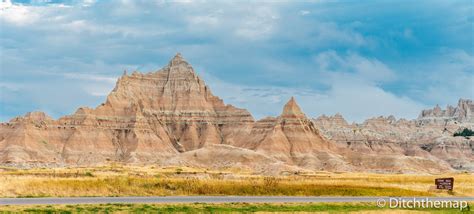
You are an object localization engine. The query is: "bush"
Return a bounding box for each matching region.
[453,128,474,138]
[263,177,280,189]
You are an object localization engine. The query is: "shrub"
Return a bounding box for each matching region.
[263,177,280,189]
[453,128,474,138]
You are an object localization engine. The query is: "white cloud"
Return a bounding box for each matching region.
[0,1,74,27]
[419,50,474,105]
[313,82,425,122]
[314,51,396,84]
[0,4,39,25]
[0,0,12,9]
[235,6,279,40]
[199,58,425,122]
[82,0,96,7]
[0,1,470,122]
[62,73,117,83]
[188,14,219,27]
[315,22,368,47]
[205,77,425,122]
[299,10,310,16]
[56,73,117,97]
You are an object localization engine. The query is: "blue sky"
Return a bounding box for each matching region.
[0,0,473,122]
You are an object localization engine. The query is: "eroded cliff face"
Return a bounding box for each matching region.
[238,97,351,171]
[418,99,474,124]
[313,109,474,172]
[0,54,472,173]
[102,53,254,152]
[0,54,254,166]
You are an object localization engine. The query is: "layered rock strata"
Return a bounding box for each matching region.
[0,54,471,173]
[314,109,474,172]
[418,99,474,124]
[0,54,254,165]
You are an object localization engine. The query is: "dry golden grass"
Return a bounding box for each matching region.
[0,165,472,197]
[0,202,472,213]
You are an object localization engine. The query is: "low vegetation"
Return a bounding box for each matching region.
[0,165,472,197]
[454,128,474,138]
[0,202,471,213]
[2,176,432,197]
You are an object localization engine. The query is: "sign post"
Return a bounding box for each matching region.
[435,177,454,191]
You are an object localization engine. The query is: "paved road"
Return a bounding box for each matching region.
[1,196,473,205]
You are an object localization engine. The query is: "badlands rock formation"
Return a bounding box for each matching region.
[418,99,474,124]
[314,102,474,172]
[0,54,472,173]
[0,54,253,165]
[234,97,351,171]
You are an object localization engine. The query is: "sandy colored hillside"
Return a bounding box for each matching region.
[1,54,472,174]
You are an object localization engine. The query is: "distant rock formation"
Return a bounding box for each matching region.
[418,99,474,124]
[0,54,471,173]
[313,102,474,172]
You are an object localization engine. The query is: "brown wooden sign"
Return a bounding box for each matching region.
[435,177,454,190]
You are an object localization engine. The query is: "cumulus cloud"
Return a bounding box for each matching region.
[0,2,40,25]
[0,0,471,122]
[202,75,425,122]
[201,51,425,122]
[313,51,396,85]
[413,50,474,105]
[234,6,279,40]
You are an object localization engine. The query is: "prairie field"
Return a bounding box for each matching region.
[0,202,472,213]
[0,165,472,198]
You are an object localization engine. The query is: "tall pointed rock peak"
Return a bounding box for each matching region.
[163,53,197,80]
[281,97,306,118]
[169,52,190,67]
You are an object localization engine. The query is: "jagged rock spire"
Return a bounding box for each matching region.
[169,52,189,66]
[166,52,196,77]
[281,96,306,118]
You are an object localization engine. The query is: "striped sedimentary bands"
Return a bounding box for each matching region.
[0,54,472,173]
[0,54,255,164]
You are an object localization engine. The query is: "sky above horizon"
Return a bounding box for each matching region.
[0,0,473,122]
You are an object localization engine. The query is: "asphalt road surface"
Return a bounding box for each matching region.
[1,196,473,205]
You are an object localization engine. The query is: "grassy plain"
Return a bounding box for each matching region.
[0,202,472,213]
[0,165,472,197]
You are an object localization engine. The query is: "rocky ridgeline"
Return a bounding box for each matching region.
[417,99,474,124]
[313,102,474,172]
[0,54,472,173]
